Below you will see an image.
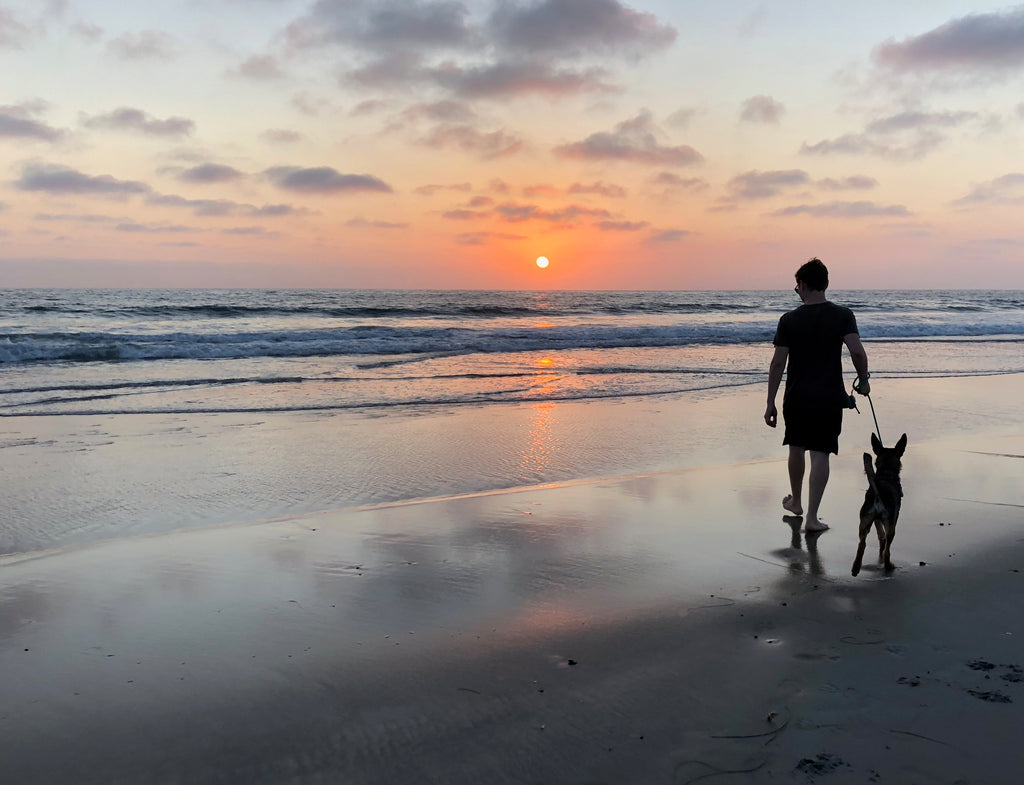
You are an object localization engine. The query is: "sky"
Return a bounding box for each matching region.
[3,0,1024,290]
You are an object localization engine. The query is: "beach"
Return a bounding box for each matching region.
[2,371,1023,784]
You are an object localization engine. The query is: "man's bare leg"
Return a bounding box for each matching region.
[783,446,804,516]
[804,450,830,531]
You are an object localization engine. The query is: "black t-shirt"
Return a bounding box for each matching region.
[773,301,858,409]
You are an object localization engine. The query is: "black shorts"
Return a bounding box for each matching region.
[782,404,843,455]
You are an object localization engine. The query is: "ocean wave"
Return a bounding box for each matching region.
[10,289,1024,322]
[3,321,1024,365]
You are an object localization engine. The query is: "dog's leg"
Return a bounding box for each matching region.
[882,519,897,571]
[875,519,886,563]
[852,512,874,576]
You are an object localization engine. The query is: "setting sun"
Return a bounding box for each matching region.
[536,257,549,269]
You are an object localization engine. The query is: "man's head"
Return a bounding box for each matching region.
[795,258,828,292]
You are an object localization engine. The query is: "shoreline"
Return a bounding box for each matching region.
[3,371,1024,558]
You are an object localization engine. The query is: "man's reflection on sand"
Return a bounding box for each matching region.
[771,515,825,577]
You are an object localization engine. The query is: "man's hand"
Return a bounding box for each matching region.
[853,377,871,396]
[764,403,778,427]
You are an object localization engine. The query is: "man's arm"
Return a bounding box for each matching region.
[844,333,870,394]
[765,345,788,427]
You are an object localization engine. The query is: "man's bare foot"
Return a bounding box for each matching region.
[804,518,829,532]
[782,494,803,516]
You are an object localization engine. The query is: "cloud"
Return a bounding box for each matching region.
[816,175,878,191]
[442,208,488,220]
[489,0,676,57]
[465,195,494,207]
[874,7,1024,73]
[0,103,64,141]
[666,107,698,129]
[401,99,476,123]
[222,226,279,236]
[864,109,976,134]
[417,124,524,158]
[428,60,614,97]
[725,169,809,200]
[522,184,560,197]
[738,5,768,37]
[34,212,119,223]
[107,30,178,60]
[568,181,627,198]
[740,95,784,124]
[71,21,103,42]
[262,129,304,144]
[554,112,703,166]
[146,194,245,216]
[799,109,978,161]
[493,202,612,224]
[414,182,473,195]
[596,219,648,231]
[145,193,306,218]
[265,166,394,194]
[952,173,1024,206]
[0,7,31,48]
[287,0,473,52]
[771,201,911,218]
[16,163,150,196]
[292,92,331,116]
[83,107,195,137]
[250,204,307,217]
[293,1,672,100]
[348,51,426,88]
[176,163,245,184]
[346,217,408,228]
[455,230,526,245]
[230,55,286,80]
[644,229,690,243]
[652,172,708,190]
[115,221,194,233]
[350,99,391,117]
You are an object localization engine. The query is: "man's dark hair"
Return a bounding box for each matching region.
[795,257,828,291]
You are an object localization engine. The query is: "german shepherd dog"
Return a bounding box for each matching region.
[852,432,908,576]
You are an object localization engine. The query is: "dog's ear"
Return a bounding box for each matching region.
[895,433,908,456]
[871,432,882,454]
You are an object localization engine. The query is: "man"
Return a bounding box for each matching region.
[764,258,870,532]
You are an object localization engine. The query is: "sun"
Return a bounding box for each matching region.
[536,256,549,269]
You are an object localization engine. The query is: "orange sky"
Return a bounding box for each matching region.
[3,1,1024,289]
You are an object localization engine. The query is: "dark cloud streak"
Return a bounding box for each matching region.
[83,107,195,137]
[265,166,394,194]
[16,163,150,196]
[874,7,1024,72]
[489,0,676,56]
[554,112,702,166]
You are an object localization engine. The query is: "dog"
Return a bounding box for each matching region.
[851,432,908,576]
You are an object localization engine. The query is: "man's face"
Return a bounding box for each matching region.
[794,279,805,302]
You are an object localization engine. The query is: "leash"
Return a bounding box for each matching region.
[851,375,883,444]
[864,393,883,444]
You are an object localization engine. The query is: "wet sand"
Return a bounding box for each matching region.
[2,378,1024,783]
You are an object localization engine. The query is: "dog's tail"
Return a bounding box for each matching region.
[863,452,881,497]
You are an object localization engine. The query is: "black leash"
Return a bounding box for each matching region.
[851,376,883,444]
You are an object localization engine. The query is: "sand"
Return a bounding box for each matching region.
[2,375,1024,784]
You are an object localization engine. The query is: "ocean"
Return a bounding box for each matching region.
[2,288,1023,556]
[3,288,1023,417]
